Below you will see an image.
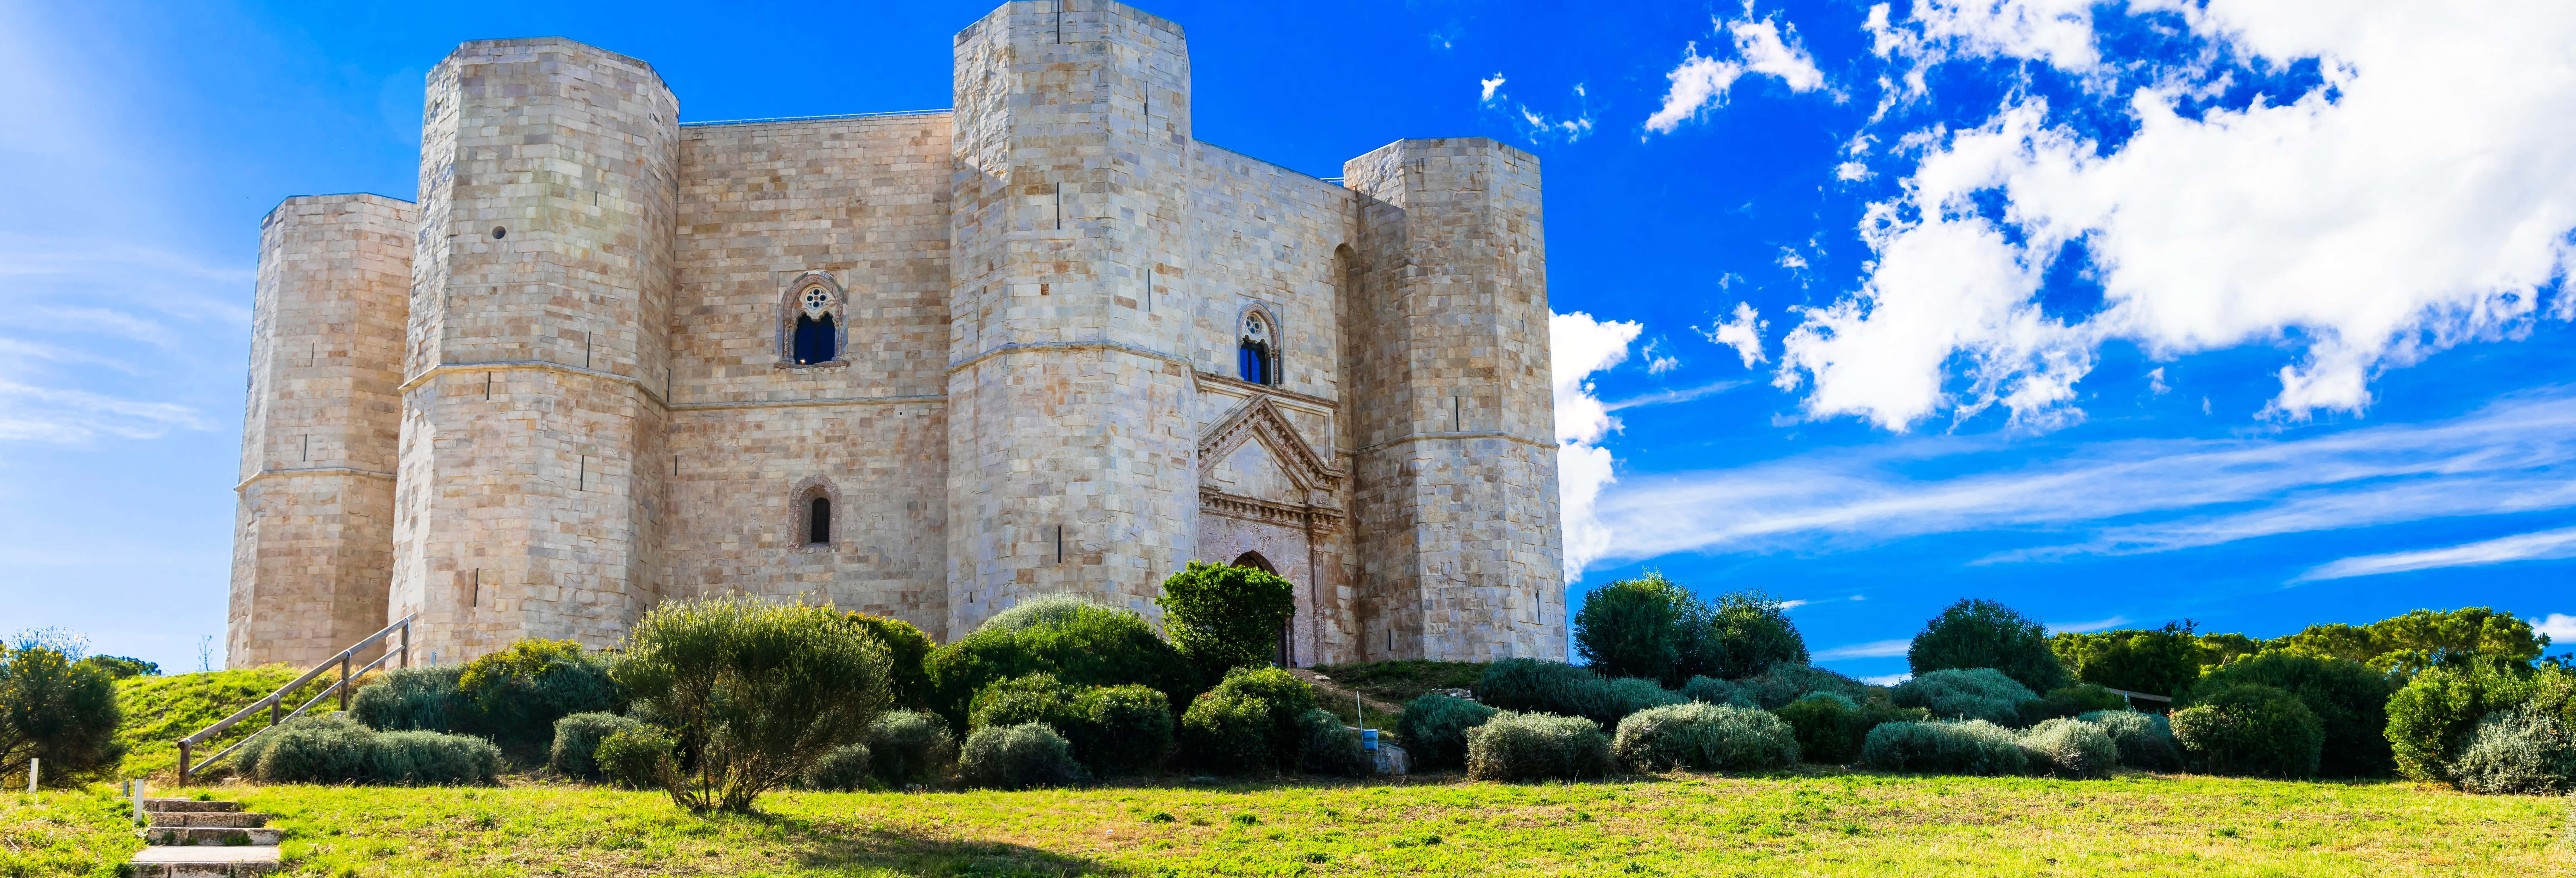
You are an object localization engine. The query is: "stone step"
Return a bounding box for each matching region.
[143,827,284,847]
[142,798,245,813]
[151,812,272,829]
[128,845,280,877]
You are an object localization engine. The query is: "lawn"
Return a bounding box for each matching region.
[7,772,2569,877]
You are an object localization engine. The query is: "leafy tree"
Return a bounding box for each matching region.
[843,613,934,709]
[2268,608,2547,675]
[453,639,619,751]
[2172,683,2325,778]
[1573,573,1696,684]
[2383,657,2538,783]
[1907,599,2069,693]
[2052,622,2205,697]
[1155,561,1296,678]
[76,655,157,680]
[612,598,892,813]
[0,645,126,787]
[1696,590,1809,680]
[2195,651,2399,777]
[922,597,1198,731]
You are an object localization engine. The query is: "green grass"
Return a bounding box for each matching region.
[1310,661,1488,708]
[8,771,2568,876]
[115,667,345,780]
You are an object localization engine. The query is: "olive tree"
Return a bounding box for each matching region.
[612,598,891,813]
[0,643,126,788]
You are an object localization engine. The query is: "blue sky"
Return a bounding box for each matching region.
[3,0,2571,678]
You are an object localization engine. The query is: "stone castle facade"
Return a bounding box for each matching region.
[228,0,1565,670]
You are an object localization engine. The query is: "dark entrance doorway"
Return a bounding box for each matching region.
[1232,551,1292,667]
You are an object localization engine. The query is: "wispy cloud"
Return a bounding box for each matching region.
[2296,527,2576,583]
[2045,615,2129,635]
[1814,638,1911,660]
[1605,379,1747,412]
[0,380,209,444]
[1643,7,1827,136]
[1584,386,2576,572]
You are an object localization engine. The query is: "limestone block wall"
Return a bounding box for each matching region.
[391,38,680,659]
[1345,138,1565,662]
[665,113,955,638]
[946,0,1201,632]
[229,193,416,668]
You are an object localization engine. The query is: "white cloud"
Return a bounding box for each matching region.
[1605,379,1748,412]
[1704,302,1768,368]
[1589,385,2576,567]
[1641,338,1680,374]
[1815,638,1912,660]
[0,380,209,444]
[2532,613,2576,647]
[1552,312,1645,581]
[1788,0,2576,430]
[1480,73,1507,103]
[1862,673,1914,685]
[2147,367,2170,396]
[1644,7,1827,135]
[1776,249,1809,270]
[2045,615,2129,635]
[2295,526,2576,583]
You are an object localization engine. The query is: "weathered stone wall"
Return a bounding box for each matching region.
[229,194,416,669]
[389,38,680,660]
[665,114,955,638]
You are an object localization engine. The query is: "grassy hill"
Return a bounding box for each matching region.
[114,667,343,780]
[7,771,2567,877]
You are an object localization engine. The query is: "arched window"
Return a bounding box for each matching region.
[1237,312,1275,385]
[806,495,832,546]
[793,287,840,364]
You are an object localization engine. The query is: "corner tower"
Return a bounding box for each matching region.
[1346,139,1565,661]
[229,194,416,668]
[946,0,1198,631]
[389,38,679,658]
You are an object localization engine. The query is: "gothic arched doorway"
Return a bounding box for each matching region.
[1233,552,1292,667]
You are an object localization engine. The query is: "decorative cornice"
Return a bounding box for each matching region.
[399,360,667,407]
[235,466,396,492]
[670,393,946,413]
[1192,370,1340,411]
[1200,489,1345,532]
[946,340,1191,375]
[1353,430,1554,455]
[1199,395,1345,492]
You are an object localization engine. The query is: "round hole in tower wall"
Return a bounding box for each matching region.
[491,227,507,240]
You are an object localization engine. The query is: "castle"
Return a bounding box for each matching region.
[227,0,1564,671]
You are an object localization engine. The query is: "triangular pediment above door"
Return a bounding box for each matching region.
[1198,394,1343,494]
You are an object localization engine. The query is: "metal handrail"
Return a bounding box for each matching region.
[2100,686,2174,705]
[177,614,415,784]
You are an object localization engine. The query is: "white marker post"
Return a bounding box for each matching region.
[25,758,35,796]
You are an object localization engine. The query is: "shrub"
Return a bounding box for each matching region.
[1860,720,2029,776]
[2021,718,2117,779]
[2053,623,2206,698]
[1156,562,1298,679]
[1612,702,1797,773]
[959,723,1086,789]
[1395,694,1497,771]
[1179,692,1274,775]
[366,730,504,785]
[1774,692,1872,765]
[1892,668,2037,725]
[0,645,124,787]
[1679,676,1754,707]
[352,665,465,732]
[1697,591,1810,681]
[594,725,676,790]
[2197,651,2399,777]
[1741,663,1875,711]
[2384,658,2535,783]
[2450,707,2576,795]
[801,743,876,792]
[1295,709,1370,776]
[455,639,621,752]
[2172,683,2324,778]
[613,598,893,812]
[246,714,374,783]
[1573,573,1699,684]
[76,655,157,680]
[549,711,643,780]
[1466,711,1615,781]
[1909,599,2070,693]
[1474,659,1683,726]
[2021,684,2132,726]
[1067,684,1173,775]
[924,597,1198,731]
[864,710,955,785]
[2078,709,2182,771]
[968,674,1079,732]
[1185,667,1319,772]
[845,614,935,710]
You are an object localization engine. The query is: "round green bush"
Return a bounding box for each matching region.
[1679,676,1754,707]
[1395,694,1498,770]
[1611,702,1797,773]
[968,673,1079,732]
[959,722,1087,790]
[2172,683,2325,778]
[2383,659,2536,783]
[247,714,374,783]
[802,743,876,791]
[2020,718,2117,779]
[1474,659,1681,726]
[1909,599,2070,693]
[612,598,893,813]
[1892,668,2036,725]
[924,598,1199,731]
[0,646,124,787]
[549,711,643,780]
[1179,691,1274,775]
[1860,720,2030,776]
[1698,591,1810,681]
[2195,651,2399,777]
[2450,707,2576,795]
[1774,692,1871,764]
[2077,709,2182,771]
[455,639,621,751]
[2020,684,2132,726]
[365,730,504,786]
[1068,684,1174,774]
[1573,574,1698,684]
[1741,663,1875,711]
[352,665,465,732]
[1195,666,1320,771]
[1155,561,1297,678]
[1295,709,1370,776]
[845,613,935,710]
[1466,711,1615,781]
[593,725,675,790]
[865,710,955,785]
[2061,625,2205,698]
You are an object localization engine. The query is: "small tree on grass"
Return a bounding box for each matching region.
[1574,574,1696,683]
[0,643,125,787]
[613,598,892,813]
[1909,599,2069,693]
[1156,562,1295,678]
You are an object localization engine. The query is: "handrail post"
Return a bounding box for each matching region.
[178,740,191,787]
[338,654,352,711]
[399,620,410,669]
[270,695,280,730]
